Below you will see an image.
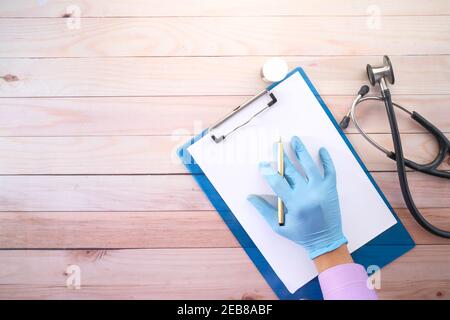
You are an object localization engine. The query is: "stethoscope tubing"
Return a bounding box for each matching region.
[350,96,402,156]
[381,89,450,238]
[349,92,450,238]
[350,96,450,179]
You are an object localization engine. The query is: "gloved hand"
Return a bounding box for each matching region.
[247,136,348,260]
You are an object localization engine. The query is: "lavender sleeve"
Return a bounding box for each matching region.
[318,263,378,300]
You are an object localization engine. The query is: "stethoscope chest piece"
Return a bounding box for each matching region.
[367,55,395,87]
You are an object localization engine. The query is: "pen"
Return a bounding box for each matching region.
[277,137,285,226]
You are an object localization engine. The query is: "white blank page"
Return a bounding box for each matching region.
[188,71,397,294]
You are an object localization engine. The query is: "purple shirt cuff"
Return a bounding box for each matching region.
[318,263,378,300]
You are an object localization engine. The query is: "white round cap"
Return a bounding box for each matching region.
[261,57,288,83]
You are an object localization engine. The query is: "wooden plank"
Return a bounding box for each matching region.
[396,209,450,246]
[0,211,239,249]
[1,16,449,57]
[1,56,449,97]
[376,245,450,300]
[0,133,447,174]
[0,247,276,299]
[0,96,241,136]
[0,173,448,211]
[0,175,212,212]
[0,246,448,299]
[0,95,449,136]
[1,0,449,17]
[0,209,448,249]
[372,172,450,209]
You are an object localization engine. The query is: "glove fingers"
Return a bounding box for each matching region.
[247,195,279,229]
[319,147,336,182]
[290,136,320,181]
[259,162,292,202]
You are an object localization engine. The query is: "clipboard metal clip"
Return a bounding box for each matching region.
[208,90,277,143]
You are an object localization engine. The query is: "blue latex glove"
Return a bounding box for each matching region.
[247,136,348,259]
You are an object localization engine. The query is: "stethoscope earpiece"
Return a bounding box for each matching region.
[358,85,370,96]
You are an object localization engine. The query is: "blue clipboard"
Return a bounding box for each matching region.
[177,67,415,300]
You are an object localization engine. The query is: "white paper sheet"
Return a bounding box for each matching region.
[187,71,397,294]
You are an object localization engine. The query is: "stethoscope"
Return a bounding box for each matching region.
[339,56,450,238]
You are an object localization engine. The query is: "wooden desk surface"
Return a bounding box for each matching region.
[0,0,449,299]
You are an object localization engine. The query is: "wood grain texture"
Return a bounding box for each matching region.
[0,173,448,211]
[0,247,276,300]
[0,211,240,249]
[0,133,447,174]
[0,95,449,136]
[1,56,449,97]
[1,0,449,17]
[1,16,449,57]
[396,209,450,245]
[0,0,449,300]
[0,246,448,299]
[0,209,449,249]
